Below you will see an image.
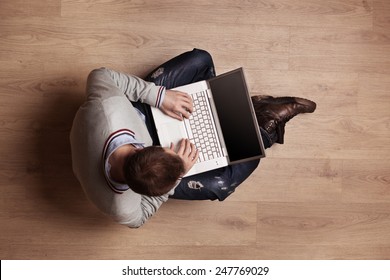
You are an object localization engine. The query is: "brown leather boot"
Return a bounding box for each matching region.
[251,95,316,144]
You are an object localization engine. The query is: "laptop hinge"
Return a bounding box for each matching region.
[206,89,212,99]
[222,147,228,157]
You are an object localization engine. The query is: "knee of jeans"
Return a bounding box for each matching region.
[208,176,239,201]
[193,48,211,59]
[192,49,214,69]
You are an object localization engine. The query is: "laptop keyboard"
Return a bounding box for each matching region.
[184,90,223,163]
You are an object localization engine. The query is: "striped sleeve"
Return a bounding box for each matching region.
[155,86,165,108]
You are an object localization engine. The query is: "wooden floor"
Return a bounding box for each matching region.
[1,0,389,260]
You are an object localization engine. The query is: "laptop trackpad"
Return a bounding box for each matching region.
[157,122,187,149]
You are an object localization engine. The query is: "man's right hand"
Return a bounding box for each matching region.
[170,139,199,175]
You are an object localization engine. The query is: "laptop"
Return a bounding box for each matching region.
[151,68,266,177]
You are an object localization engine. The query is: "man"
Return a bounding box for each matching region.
[70,49,316,228]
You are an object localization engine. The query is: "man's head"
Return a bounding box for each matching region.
[123,146,185,196]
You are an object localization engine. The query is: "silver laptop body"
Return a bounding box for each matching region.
[151,68,265,177]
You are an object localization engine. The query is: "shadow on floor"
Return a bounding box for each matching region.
[31,76,110,228]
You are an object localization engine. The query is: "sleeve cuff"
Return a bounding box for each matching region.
[145,85,165,108]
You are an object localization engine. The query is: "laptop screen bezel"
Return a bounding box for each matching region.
[206,68,266,164]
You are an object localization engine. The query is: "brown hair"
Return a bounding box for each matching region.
[123,146,184,196]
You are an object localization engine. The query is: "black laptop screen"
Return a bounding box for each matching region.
[208,69,264,163]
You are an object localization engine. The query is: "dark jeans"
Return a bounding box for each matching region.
[134,48,271,201]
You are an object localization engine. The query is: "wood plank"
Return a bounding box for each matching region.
[0,17,290,75]
[3,244,390,260]
[357,73,390,116]
[61,0,373,29]
[0,0,61,17]
[373,0,390,34]
[230,158,343,203]
[267,115,390,160]
[257,202,390,247]
[342,159,390,203]
[0,200,257,249]
[290,27,390,74]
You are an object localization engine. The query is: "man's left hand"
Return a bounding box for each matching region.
[160,90,193,121]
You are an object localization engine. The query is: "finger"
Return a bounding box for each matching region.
[177,138,186,155]
[185,139,192,156]
[177,92,194,113]
[186,101,194,113]
[175,112,184,121]
[178,91,192,100]
[186,148,199,165]
[179,103,194,119]
[188,142,196,157]
[182,96,194,113]
[180,108,191,119]
[189,144,198,161]
[170,142,175,151]
[166,110,183,121]
[173,99,192,113]
[192,148,199,162]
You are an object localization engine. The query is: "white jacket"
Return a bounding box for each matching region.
[70,67,170,228]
